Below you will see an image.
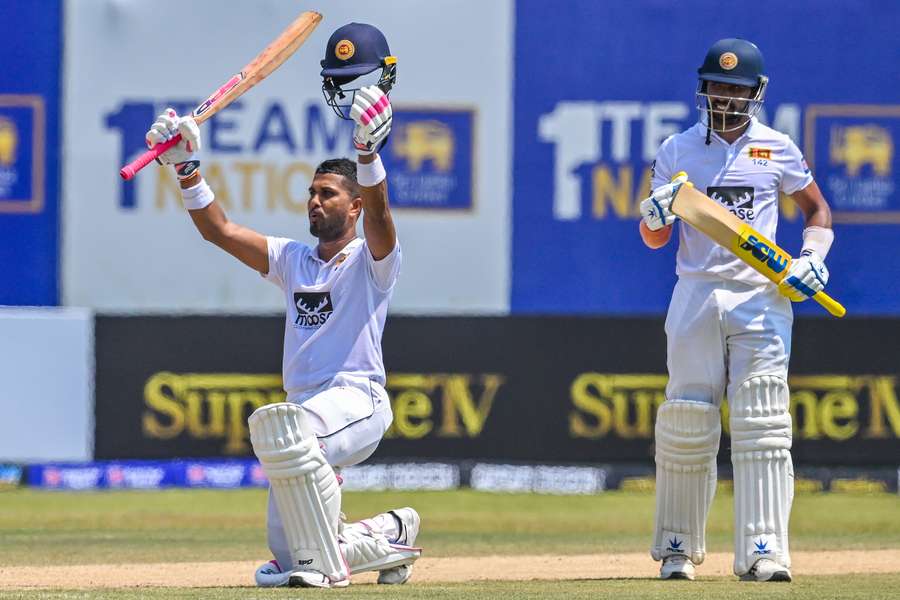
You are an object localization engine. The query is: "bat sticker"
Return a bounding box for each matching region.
[194,73,245,118]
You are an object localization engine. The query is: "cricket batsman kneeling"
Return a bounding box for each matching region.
[638,39,835,582]
[144,23,421,589]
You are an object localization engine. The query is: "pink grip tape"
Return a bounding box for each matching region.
[119,134,182,180]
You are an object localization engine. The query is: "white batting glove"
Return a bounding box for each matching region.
[640,173,688,231]
[350,85,392,155]
[778,250,829,302]
[145,108,202,166]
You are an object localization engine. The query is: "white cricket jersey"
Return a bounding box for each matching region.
[651,118,814,286]
[263,236,401,399]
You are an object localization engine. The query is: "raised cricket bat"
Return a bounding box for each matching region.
[669,174,846,318]
[120,10,322,180]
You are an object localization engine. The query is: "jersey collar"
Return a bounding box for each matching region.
[311,237,363,265]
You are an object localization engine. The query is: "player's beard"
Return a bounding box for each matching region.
[309,214,346,241]
[709,97,750,131]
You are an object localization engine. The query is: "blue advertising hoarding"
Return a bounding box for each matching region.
[27,459,269,490]
[0,0,61,305]
[512,0,900,315]
[805,105,900,224]
[381,107,476,209]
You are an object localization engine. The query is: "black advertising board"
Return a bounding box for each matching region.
[94,316,284,459]
[95,316,900,466]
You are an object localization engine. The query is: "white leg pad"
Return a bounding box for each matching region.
[249,403,349,584]
[651,400,721,565]
[730,375,793,576]
[340,521,421,575]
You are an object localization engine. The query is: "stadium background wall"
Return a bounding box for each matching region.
[94,316,900,466]
[3,1,897,317]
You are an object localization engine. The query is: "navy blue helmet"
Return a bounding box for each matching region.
[320,23,397,120]
[696,38,768,133]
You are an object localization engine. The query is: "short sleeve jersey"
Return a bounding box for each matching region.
[651,118,813,285]
[263,236,401,396]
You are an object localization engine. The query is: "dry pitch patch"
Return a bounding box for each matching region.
[2,550,899,589]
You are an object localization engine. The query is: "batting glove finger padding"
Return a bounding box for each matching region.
[640,181,681,231]
[147,122,174,145]
[350,86,392,155]
[177,116,202,153]
[145,108,201,165]
[778,251,829,302]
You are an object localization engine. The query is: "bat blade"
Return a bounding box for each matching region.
[671,182,846,318]
[119,10,322,180]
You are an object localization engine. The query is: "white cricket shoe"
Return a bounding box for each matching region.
[659,555,696,580]
[288,570,350,588]
[256,558,351,589]
[377,507,421,585]
[740,558,792,582]
[254,559,290,587]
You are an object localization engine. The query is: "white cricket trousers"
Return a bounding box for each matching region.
[665,275,793,405]
[266,375,394,568]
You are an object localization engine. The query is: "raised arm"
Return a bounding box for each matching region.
[350,86,397,260]
[146,109,270,274]
[357,154,397,260]
[180,173,270,273]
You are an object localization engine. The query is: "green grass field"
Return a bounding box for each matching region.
[1,488,899,598]
[3,578,900,600]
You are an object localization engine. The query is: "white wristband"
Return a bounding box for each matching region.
[181,178,215,211]
[357,155,386,188]
[801,226,834,259]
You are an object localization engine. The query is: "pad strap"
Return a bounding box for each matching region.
[340,523,421,574]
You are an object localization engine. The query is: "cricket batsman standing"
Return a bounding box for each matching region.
[638,39,835,582]
[144,23,421,588]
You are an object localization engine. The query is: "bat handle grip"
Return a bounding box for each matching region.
[119,135,182,180]
[813,290,846,318]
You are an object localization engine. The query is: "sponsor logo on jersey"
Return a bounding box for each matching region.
[748,147,772,159]
[708,185,755,221]
[293,292,334,329]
